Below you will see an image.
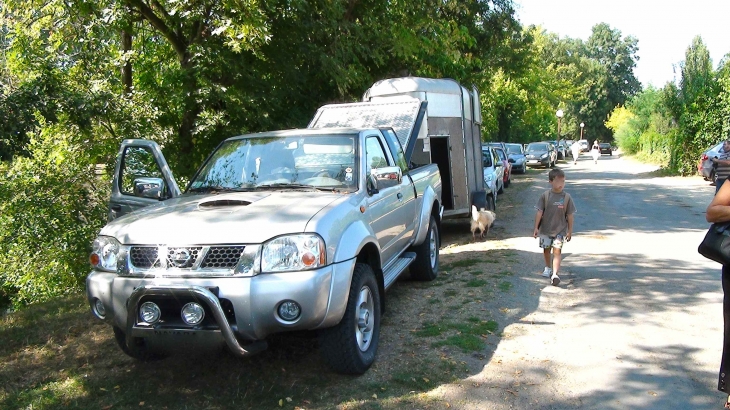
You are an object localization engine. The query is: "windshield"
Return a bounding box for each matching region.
[527,143,548,152]
[494,149,506,160]
[481,150,493,167]
[189,134,358,192]
[505,144,522,154]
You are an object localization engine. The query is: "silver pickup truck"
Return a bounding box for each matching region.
[86,127,442,374]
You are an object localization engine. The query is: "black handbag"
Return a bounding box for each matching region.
[698,222,730,265]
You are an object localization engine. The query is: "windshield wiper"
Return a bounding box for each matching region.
[188,186,256,194]
[256,183,340,192]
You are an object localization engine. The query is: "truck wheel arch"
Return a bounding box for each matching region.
[413,186,441,246]
[356,244,385,315]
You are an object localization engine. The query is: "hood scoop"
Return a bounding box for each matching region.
[198,199,251,209]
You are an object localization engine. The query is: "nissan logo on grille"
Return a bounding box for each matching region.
[169,248,192,268]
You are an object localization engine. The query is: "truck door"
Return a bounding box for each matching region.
[109,139,181,221]
[381,128,418,251]
[364,134,413,264]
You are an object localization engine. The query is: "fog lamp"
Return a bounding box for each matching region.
[139,302,161,324]
[181,302,205,325]
[278,301,301,321]
[93,299,106,318]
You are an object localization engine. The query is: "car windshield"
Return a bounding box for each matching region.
[527,143,548,152]
[481,150,493,167]
[505,144,523,154]
[188,134,358,192]
[494,149,506,160]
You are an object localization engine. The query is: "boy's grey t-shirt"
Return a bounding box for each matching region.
[536,190,576,237]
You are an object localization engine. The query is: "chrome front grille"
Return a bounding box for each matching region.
[127,245,246,274]
[166,247,202,269]
[201,246,245,269]
[130,247,161,269]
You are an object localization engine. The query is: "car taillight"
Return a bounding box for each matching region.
[702,154,708,161]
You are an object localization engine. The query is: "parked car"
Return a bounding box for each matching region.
[525,142,556,168]
[550,140,567,160]
[599,142,613,155]
[579,139,589,152]
[482,146,505,194]
[699,141,724,183]
[480,147,500,210]
[504,143,526,174]
[492,146,512,191]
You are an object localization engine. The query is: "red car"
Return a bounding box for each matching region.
[492,146,512,191]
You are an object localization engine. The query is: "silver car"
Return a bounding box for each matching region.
[699,141,724,183]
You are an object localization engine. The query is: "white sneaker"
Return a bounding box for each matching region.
[542,267,552,277]
[551,273,561,286]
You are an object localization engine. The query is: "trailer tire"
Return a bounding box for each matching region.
[410,215,440,281]
[320,263,381,374]
[486,194,496,211]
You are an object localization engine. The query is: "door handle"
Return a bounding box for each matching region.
[111,205,122,212]
[397,193,403,200]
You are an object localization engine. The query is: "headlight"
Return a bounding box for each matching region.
[540,153,548,159]
[484,173,494,182]
[261,234,326,273]
[90,236,121,272]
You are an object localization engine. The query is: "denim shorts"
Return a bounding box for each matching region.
[539,234,565,249]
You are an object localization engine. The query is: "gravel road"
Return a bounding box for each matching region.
[428,152,724,409]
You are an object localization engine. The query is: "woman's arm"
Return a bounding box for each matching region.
[706,181,730,223]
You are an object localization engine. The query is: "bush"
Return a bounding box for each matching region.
[0,122,108,310]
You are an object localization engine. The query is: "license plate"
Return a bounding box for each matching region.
[528,160,539,164]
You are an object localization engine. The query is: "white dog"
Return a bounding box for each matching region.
[470,205,496,241]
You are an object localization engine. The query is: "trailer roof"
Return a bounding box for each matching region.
[366,77,463,97]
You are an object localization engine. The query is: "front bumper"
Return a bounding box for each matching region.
[525,157,550,167]
[86,258,356,356]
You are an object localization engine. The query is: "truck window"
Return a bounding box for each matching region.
[119,146,167,197]
[365,137,390,173]
[381,129,408,174]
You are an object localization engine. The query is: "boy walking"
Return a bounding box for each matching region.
[533,168,576,286]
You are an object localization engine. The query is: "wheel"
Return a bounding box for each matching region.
[497,179,504,194]
[113,326,166,361]
[320,263,381,374]
[486,194,496,211]
[410,215,440,281]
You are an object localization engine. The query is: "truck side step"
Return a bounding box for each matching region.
[383,252,416,290]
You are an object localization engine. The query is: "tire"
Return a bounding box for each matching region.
[320,263,381,374]
[410,215,440,281]
[486,194,496,211]
[113,326,166,361]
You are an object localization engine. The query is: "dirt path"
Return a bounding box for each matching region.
[423,154,723,409]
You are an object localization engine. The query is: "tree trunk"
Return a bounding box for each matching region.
[177,52,201,178]
[121,30,133,95]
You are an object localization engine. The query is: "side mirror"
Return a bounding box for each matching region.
[366,173,379,195]
[372,166,402,190]
[133,177,165,200]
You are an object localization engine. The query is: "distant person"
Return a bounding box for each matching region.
[570,141,582,165]
[712,138,730,194]
[591,140,600,164]
[705,181,730,408]
[533,168,576,286]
